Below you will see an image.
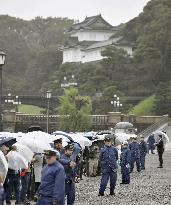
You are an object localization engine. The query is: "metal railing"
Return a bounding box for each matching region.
[138,115,170,138]
[16,114,109,125]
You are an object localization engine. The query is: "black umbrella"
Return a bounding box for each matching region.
[27,125,43,132]
[0,137,17,148]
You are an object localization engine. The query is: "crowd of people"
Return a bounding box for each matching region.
[0,132,165,205]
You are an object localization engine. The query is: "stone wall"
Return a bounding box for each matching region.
[2,111,167,133]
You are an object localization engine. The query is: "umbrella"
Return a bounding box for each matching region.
[69,133,92,149]
[52,131,74,142]
[115,122,133,129]
[27,125,43,132]
[0,151,8,184]
[153,131,169,146]
[7,151,28,170]
[15,143,34,162]
[115,133,130,144]
[16,131,52,153]
[0,137,17,148]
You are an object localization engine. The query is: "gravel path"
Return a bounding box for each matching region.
[75,152,171,205]
[10,126,171,205]
[9,152,171,205]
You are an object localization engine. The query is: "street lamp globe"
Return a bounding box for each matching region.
[46,91,52,99]
[0,51,6,66]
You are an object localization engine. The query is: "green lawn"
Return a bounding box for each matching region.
[128,95,156,116]
[18,104,45,114]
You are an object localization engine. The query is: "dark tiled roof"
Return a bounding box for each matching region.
[68,14,114,32]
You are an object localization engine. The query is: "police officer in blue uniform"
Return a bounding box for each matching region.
[36,150,65,205]
[98,135,118,196]
[129,137,141,173]
[120,141,131,184]
[60,144,76,205]
[147,134,155,154]
[139,136,148,170]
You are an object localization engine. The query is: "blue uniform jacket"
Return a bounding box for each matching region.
[129,142,140,159]
[147,135,155,146]
[139,141,147,155]
[37,161,65,205]
[60,154,75,182]
[99,145,118,171]
[120,147,131,167]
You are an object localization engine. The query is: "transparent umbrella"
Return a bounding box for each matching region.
[7,151,28,171]
[0,151,8,184]
[15,143,34,162]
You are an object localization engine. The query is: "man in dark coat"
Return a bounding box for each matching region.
[120,141,131,184]
[147,134,155,154]
[98,135,118,196]
[156,135,164,168]
[129,137,141,172]
[36,150,66,205]
[139,136,148,170]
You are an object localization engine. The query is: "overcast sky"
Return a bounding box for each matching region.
[0,0,150,25]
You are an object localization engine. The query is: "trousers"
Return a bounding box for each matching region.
[6,174,20,204]
[37,196,53,205]
[140,154,146,170]
[99,168,117,194]
[65,181,75,205]
[89,159,98,176]
[121,166,130,184]
[130,157,140,172]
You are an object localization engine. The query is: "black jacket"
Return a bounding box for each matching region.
[157,139,164,153]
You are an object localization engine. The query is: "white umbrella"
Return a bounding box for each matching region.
[153,131,169,146]
[0,151,8,184]
[16,131,51,153]
[115,133,130,144]
[7,151,28,171]
[15,143,34,162]
[69,133,92,149]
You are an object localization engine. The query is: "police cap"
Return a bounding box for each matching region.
[104,135,112,142]
[65,144,74,151]
[44,150,57,157]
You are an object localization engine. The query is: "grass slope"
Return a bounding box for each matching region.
[129,95,155,116]
[18,104,45,114]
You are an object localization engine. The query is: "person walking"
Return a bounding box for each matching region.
[98,135,118,196]
[36,150,65,205]
[139,136,148,170]
[156,135,164,168]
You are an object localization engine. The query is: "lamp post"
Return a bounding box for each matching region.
[46,91,52,133]
[4,94,21,112]
[61,75,78,88]
[0,51,6,131]
[111,94,123,112]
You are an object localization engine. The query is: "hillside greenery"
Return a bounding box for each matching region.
[128,95,155,116]
[0,0,171,115]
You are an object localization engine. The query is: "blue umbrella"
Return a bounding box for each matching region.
[0,137,17,148]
